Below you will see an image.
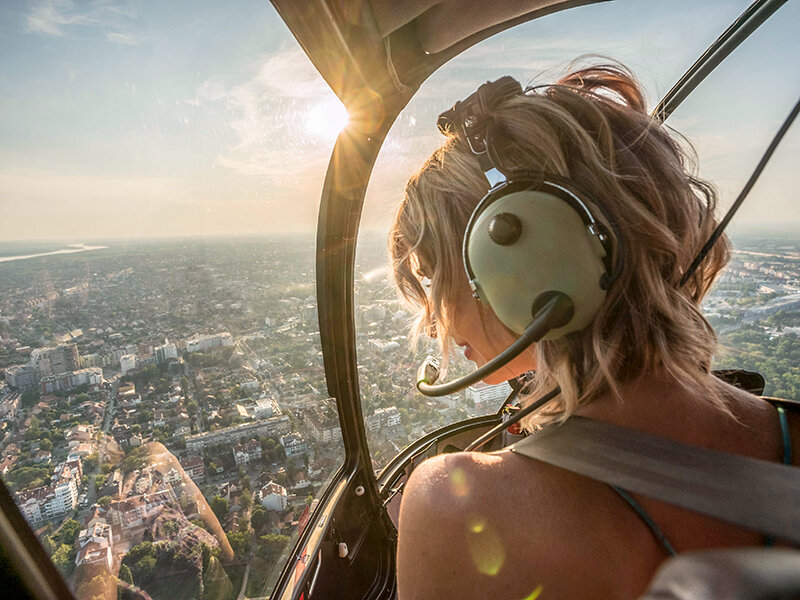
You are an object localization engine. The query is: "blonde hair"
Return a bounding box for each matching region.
[389,64,730,426]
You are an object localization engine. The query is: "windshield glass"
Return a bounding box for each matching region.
[356,0,754,471]
[666,0,800,397]
[0,2,343,599]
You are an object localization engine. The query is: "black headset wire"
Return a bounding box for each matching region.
[680,96,800,287]
[416,292,574,397]
[465,385,561,452]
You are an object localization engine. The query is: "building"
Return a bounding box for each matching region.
[79,353,101,368]
[164,467,182,486]
[185,415,290,454]
[154,339,178,365]
[280,433,308,458]
[466,381,512,414]
[0,392,20,420]
[31,344,79,377]
[4,364,39,390]
[15,459,82,525]
[133,469,153,494]
[179,456,205,483]
[304,400,340,444]
[235,397,279,420]
[98,470,123,499]
[365,406,402,433]
[113,345,137,363]
[233,439,263,467]
[185,332,233,353]
[75,522,114,569]
[120,354,137,376]
[40,367,103,394]
[109,487,176,533]
[260,481,288,511]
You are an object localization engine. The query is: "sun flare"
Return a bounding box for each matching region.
[306,97,349,140]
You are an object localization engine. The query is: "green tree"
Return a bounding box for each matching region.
[210,495,228,522]
[256,534,289,561]
[226,531,251,559]
[50,544,74,575]
[118,563,133,585]
[60,519,81,545]
[133,555,156,584]
[251,506,269,532]
[21,389,40,408]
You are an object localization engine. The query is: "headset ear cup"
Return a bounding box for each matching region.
[465,188,608,339]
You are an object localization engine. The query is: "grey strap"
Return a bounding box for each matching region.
[511,417,800,545]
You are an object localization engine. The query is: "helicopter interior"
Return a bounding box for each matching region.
[0,0,799,599]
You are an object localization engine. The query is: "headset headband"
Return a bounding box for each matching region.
[437,76,523,187]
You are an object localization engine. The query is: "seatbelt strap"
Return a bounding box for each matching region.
[510,416,800,544]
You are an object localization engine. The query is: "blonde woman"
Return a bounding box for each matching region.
[389,65,797,599]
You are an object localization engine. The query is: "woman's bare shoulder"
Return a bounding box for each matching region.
[396,450,661,600]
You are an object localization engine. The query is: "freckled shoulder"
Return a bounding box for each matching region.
[396,451,662,600]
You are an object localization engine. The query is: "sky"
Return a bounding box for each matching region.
[0,0,798,241]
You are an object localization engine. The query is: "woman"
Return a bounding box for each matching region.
[389,64,797,599]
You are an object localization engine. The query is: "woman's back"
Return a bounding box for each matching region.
[397,373,795,599]
[388,64,785,599]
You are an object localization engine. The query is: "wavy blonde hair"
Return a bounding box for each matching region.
[389,64,731,426]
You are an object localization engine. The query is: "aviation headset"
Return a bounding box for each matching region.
[417,76,624,396]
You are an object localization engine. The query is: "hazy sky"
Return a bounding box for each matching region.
[0,0,798,241]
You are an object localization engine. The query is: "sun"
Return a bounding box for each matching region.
[306,97,349,140]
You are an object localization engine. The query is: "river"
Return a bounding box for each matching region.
[0,243,108,263]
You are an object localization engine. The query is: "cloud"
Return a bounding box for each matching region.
[107,31,139,46]
[24,0,138,41]
[196,45,338,189]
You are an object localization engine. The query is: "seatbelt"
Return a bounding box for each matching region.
[511,416,800,544]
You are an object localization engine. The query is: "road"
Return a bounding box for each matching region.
[85,379,118,509]
[237,563,250,600]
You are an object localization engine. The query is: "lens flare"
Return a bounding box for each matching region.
[465,515,506,576]
[306,97,349,140]
[448,466,470,497]
[520,586,544,600]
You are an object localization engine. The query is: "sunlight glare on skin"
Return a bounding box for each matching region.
[306,96,349,141]
[465,515,506,576]
[448,466,470,497]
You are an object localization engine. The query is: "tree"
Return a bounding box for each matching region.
[132,555,156,584]
[241,489,252,511]
[256,534,289,561]
[251,506,269,532]
[50,544,74,575]
[226,531,251,559]
[40,438,53,451]
[118,563,133,585]
[60,519,81,545]
[210,495,228,522]
[21,389,40,408]
[83,454,98,472]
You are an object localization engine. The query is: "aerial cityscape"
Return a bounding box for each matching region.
[0,230,798,600]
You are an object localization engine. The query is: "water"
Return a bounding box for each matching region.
[0,243,108,263]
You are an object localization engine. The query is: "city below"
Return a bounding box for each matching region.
[0,231,798,600]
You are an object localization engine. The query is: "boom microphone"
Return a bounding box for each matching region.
[416,292,574,397]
